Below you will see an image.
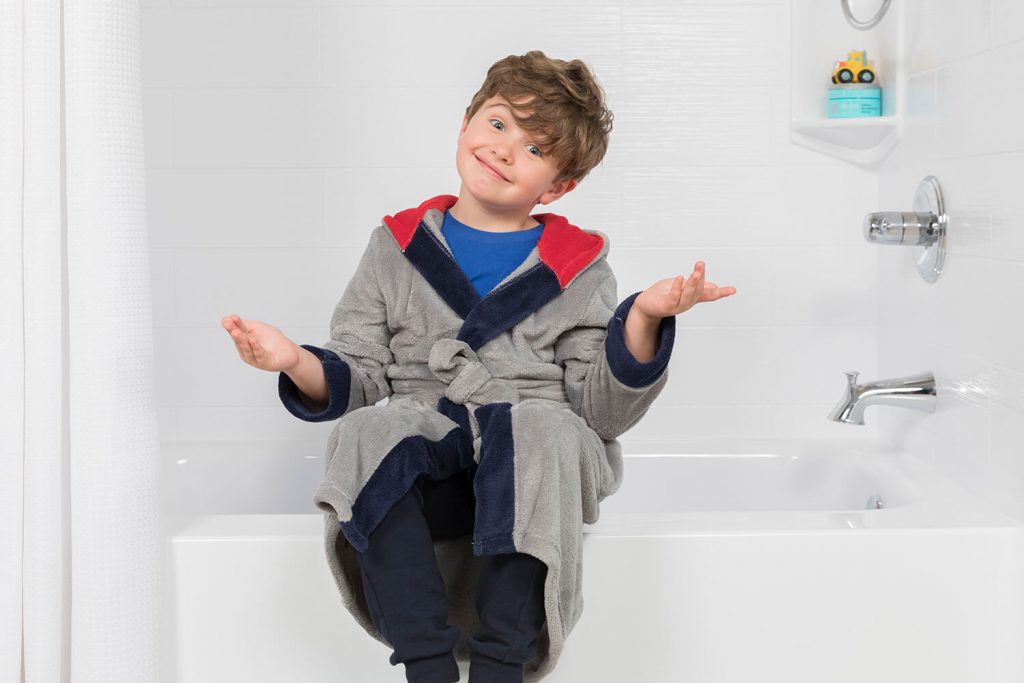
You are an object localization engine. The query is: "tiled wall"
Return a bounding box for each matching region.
[141,0,880,447]
[877,0,1024,523]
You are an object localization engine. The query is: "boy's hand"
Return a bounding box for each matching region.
[633,261,736,322]
[221,314,301,373]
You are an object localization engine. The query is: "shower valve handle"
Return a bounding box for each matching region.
[863,211,940,246]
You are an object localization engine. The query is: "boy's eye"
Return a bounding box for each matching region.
[489,119,543,157]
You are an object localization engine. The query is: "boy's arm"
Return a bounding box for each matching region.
[277,226,394,421]
[554,265,676,441]
[282,345,329,409]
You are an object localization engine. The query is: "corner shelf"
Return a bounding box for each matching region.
[789,0,905,168]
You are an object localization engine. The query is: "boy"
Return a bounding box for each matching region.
[222,51,735,683]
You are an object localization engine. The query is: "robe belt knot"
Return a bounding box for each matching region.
[428,339,520,406]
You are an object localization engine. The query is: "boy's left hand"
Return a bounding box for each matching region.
[633,261,737,321]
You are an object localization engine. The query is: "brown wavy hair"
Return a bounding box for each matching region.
[464,51,613,184]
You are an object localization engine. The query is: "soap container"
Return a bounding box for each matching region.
[828,83,882,118]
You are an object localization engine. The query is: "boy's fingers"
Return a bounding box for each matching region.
[680,275,700,306]
[234,330,254,362]
[239,339,254,362]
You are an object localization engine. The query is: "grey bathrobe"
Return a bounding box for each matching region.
[278,194,675,680]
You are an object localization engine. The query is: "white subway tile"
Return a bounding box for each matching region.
[175,248,363,328]
[619,165,875,248]
[993,0,1024,46]
[148,169,324,248]
[619,405,773,441]
[988,363,1024,518]
[919,346,994,496]
[771,245,877,326]
[904,0,993,74]
[156,406,177,442]
[765,325,878,404]
[606,83,774,167]
[658,328,776,405]
[935,41,1024,158]
[159,325,325,409]
[173,86,468,168]
[887,71,938,166]
[322,6,621,89]
[985,151,1024,263]
[622,4,786,87]
[141,8,319,87]
[177,406,335,441]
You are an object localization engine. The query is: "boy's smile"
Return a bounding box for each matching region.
[452,94,577,232]
[475,155,509,182]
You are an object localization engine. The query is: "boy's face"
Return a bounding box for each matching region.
[456,95,577,213]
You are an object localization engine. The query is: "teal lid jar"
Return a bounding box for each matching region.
[828,85,881,118]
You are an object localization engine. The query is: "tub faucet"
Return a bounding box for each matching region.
[827,371,937,425]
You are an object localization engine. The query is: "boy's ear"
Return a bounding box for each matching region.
[537,178,578,205]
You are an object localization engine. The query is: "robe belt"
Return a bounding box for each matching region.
[427,339,521,407]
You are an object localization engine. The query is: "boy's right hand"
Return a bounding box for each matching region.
[221,314,301,373]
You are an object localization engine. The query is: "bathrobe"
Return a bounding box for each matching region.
[278,193,676,681]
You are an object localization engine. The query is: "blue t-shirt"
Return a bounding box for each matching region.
[441,210,544,298]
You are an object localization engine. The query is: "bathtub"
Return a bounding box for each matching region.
[160,436,1024,683]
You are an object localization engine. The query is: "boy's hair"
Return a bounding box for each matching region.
[464,50,613,184]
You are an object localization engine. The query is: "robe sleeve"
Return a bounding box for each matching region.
[277,226,394,421]
[554,266,676,441]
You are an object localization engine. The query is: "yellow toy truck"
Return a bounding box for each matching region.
[831,50,876,84]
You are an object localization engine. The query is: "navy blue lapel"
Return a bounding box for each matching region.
[403,217,562,351]
[404,221,481,321]
[457,262,561,350]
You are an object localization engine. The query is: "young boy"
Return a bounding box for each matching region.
[222,51,735,683]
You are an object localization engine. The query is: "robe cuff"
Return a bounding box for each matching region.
[604,291,675,388]
[277,344,352,422]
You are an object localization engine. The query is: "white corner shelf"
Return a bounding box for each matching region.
[789,0,905,168]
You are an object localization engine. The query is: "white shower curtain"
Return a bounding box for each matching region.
[0,0,161,681]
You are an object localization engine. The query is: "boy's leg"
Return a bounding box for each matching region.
[420,465,476,539]
[467,552,548,683]
[355,476,462,683]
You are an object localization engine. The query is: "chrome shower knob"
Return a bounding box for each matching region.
[861,176,948,283]
[863,211,941,246]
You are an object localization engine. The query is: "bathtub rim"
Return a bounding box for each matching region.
[160,435,1024,538]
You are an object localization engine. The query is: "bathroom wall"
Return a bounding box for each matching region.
[140,0,879,448]
[877,0,1024,522]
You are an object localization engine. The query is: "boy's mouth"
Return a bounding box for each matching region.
[476,155,509,182]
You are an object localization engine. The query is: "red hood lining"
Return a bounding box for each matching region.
[383,194,604,289]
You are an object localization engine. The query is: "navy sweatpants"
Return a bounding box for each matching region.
[354,466,548,683]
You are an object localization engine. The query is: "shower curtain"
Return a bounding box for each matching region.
[0,0,161,681]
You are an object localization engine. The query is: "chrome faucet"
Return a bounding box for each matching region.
[828,371,937,425]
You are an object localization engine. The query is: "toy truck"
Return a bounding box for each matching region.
[831,50,876,84]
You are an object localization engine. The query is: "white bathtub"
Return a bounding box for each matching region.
[160,436,1024,683]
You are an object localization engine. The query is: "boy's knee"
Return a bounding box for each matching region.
[509,401,572,430]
